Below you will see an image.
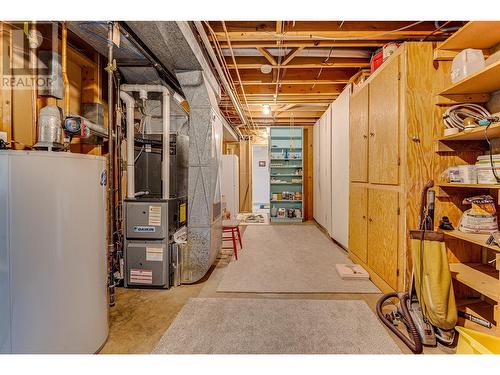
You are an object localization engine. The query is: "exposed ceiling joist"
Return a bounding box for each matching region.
[282,47,304,65]
[226,56,371,69]
[201,20,463,133]
[257,47,277,66]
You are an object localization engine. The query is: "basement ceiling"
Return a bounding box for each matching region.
[201,21,465,133]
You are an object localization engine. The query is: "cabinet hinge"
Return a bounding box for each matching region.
[397,157,401,166]
[396,269,400,277]
[397,207,401,215]
[398,72,401,80]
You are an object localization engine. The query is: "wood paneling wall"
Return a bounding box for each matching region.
[0,22,105,154]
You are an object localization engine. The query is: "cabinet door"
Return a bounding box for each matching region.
[348,185,368,263]
[368,56,400,185]
[367,188,399,290]
[349,85,369,182]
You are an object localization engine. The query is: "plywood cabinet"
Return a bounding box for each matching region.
[348,43,444,292]
[349,85,369,182]
[367,189,399,290]
[348,185,367,262]
[368,56,400,185]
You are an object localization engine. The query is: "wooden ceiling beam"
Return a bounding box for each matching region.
[282,47,304,66]
[241,79,348,85]
[207,21,461,40]
[231,68,357,82]
[249,112,325,118]
[211,30,444,42]
[226,56,370,69]
[257,47,277,66]
[215,40,386,48]
[237,83,343,95]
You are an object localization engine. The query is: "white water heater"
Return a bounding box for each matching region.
[0,151,108,353]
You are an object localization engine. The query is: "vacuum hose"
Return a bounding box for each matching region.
[376,292,423,354]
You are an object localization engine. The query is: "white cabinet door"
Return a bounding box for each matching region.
[331,86,351,248]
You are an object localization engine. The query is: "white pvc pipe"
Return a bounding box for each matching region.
[161,89,171,200]
[119,91,136,199]
[120,84,171,200]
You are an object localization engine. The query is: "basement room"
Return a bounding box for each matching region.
[1,0,500,373]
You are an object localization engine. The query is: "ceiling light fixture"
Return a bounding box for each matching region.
[260,64,272,74]
[262,104,271,115]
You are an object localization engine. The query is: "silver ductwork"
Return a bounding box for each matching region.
[125,21,224,283]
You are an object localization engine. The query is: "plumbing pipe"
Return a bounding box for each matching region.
[193,21,246,135]
[61,22,70,117]
[106,23,116,308]
[120,84,171,199]
[66,114,109,138]
[119,91,135,199]
[30,21,37,145]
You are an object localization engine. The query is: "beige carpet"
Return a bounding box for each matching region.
[152,298,401,354]
[217,225,380,293]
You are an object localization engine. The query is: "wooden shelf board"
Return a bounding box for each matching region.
[270,166,302,169]
[449,263,499,302]
[437,123,500,141]
[444,230,500,252]
[438,183,500,189]
[437,22,500,51]
[456,298,498,336]
[439,60,500,96]
[270,200,302,203]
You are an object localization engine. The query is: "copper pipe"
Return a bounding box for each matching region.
[61,22,70,116]
[30,21,37,145]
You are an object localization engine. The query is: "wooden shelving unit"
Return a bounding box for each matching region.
[443,230,500,253]
[438,183,500,189]
[449,263,499,302]
[438,123,500,142]
[269,127,304,223]
[434,22,500,336]
[440,60,500,97]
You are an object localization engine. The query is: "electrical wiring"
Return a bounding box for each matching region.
[484,123,500,183]
[221,21,258,133]
[255,21,427,41]
[204,21,254,134]
[273,21,286,105]
[442,104,491,130]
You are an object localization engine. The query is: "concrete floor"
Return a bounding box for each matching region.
[99,222,454,354]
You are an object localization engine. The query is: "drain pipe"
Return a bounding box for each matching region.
[120,84,171,199]
[106,22,116,307]
[119,91,135,199]
[62,22,70,117]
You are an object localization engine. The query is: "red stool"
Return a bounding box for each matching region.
[222,219,242,260]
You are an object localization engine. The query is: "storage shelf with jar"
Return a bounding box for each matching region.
[269,126,304,223]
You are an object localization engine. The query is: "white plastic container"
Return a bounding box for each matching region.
[451,49,485,83]
[449,165,477,184]
[476,154,500,184]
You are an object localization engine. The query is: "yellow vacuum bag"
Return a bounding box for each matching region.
[410,232,458,330]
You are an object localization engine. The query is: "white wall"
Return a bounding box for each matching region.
[330,86,351,248]
[252,144,270,209]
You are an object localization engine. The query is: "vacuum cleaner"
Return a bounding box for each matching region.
[376,180,456,354]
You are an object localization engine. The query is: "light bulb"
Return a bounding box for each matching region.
[262,104,271,115]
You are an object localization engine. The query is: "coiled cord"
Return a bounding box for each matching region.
[443,104,491,130]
